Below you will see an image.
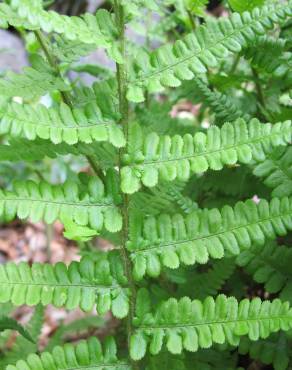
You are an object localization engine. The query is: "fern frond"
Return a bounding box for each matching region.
[239,333,292,370]
[2,2,120,60]
[130,293,292,360]
[192,166,267,201]
[0,138,117,167]
[0,305,44,367]
[0,3,35,29]
[0,175,122,233]
[176,259,236,299]
[228,0,265,13]
[126,2,292,102]
[45,316,105,352]
[127,197,292,279]
[6,336,131,370]
[253,147,292,197]
[243,36,292,77]
[121,119,291,194]
[73,79,119,119]
[131,182,198,217]
[0,101,125,147]
[0,66,69,100]
[237,242,292,302]
[52,35,97,64]
[193,77,250,124]
[0,255,129,318]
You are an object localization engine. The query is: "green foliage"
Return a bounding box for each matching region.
[0,255,129,318]
[6,336,131,370]
[0,174,122,232]
[239,333,292,370]
[121,119,291,193]
[237,242,292,303]
[0,317,34,343]
[192,77,250,124]
[228,0,265,13]
[0,1,291,369]
[126,1,292,102]
[253,146,292,197]
[128,197,292,279]
[131,293,292,360]
[0,59,69,100]
[0,101,124,146]
[0,305,44,367]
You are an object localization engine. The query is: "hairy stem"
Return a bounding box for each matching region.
[114,1,138,368]
[34,30,101,176]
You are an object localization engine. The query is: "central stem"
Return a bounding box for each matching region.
[114,1,138,368]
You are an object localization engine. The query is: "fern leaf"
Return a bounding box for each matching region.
[0,66,69,100]
[0,101,125,147]
[0,138,118,168]
[130,293,292,360]
[193,77,250,123]
[73,79,119,119]
[0,3,35,29]
[126,2,292,101]
[0,317,34,343]
[242,36,292,77]
[0,175,122,233]
[239,333,291,370]
[128,197,292,279]
[131,182,198,217]
[45,315,105,352]
[176,259,236,299]
[0,255,129,318]
[253,147,292,197]
[5,336,131,370]
[3,2,120,59]
[237,242,292,302]
[0,305,44,367]
[52,35,97,64]
[121,119,291,193]
[228,0,265,13]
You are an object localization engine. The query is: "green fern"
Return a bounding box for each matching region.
[0,255,129,318]
[52,35,97,64]
[4,1,120,55]
[130,292,292,360]
[121,119,291,193]
[242,36,292,77]
[0,138,118,168]
[253,146,292,197]
[0,101,125,146]
[193,77,250,123]
[239,333,292,370]
[0,63,69,100]
[126,2,292,102]
[237,242,292,303]
[174,259,236,299]
[0,175,122,232]
[128,196,292,279]
[6,336,131,370]
[228,0,265,12]
[1,1,292,368]
[0,305,44,367]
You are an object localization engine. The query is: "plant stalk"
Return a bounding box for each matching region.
[114,1,138,368]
